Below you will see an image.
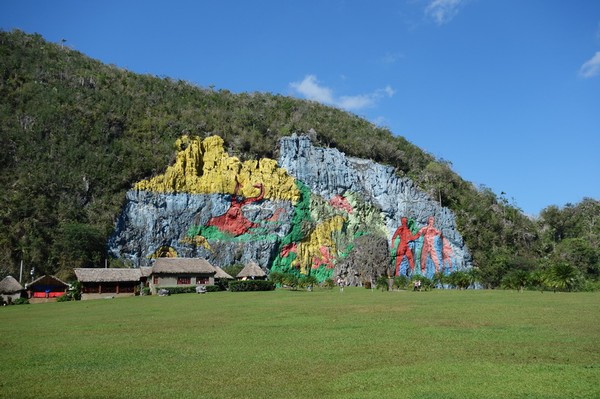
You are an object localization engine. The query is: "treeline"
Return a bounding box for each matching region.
[0,30,598,289]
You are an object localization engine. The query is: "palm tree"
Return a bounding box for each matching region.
[544,262,582,292]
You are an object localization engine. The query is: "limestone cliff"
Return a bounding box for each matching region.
[108,134,471,282]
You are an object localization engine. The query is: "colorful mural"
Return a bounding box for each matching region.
[110,134,470,282]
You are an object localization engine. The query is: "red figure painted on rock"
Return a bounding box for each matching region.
[207,183,264,236]
[312,246,335,269]
[442,237,454,272]
[417,216,442,273]
[391,217,420,275]
[329,195,353,213]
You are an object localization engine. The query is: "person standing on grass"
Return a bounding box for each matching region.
[337,277,344,293]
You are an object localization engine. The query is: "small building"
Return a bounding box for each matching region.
[150,258,216,294]
[236,260,267,280]
[0,276,25,304]
[74,268,142,300]
[214,266,234,280]
[26,275,69,302]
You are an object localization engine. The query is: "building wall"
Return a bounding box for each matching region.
[149,274,214,294]
[1,293,23,304]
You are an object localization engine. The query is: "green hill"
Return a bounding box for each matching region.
[1,30,597,288]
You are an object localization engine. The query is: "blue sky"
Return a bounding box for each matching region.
[1,0,599,216]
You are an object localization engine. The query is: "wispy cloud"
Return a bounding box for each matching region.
[380,52,403,65]
[290,75,394,111]
[579,51,600,78]
[425,0,466,25]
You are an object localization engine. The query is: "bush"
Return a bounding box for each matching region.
[375,275,390,291]
[228,280,275,292]
[158,286,197,295]
[321,278,336,289]
[206,285,222,292]
[393,275,409,290]
[56,293,72,302]
[12,298,29,305]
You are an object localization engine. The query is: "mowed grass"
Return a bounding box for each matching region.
[1,289,598,399]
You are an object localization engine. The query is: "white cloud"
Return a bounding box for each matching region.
[290,75,394,111]
[579,51,600,78]
[289,75,334,103]
[425,0,465,25]
[380,52,403,65]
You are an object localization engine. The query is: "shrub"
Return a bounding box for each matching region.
[393,275,409,290]
[375,275,390,291]
[321,278,336,289]
[158,286,197,295]
[56,293,72,302]
[228,280,275,292]
[12,298,29,305]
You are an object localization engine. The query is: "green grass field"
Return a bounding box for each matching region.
[1,288,598,399]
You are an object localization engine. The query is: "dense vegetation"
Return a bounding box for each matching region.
[1,30,598,288]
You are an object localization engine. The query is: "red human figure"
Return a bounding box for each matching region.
[207,183,265,236]
[442,237,454,272]
[312,246,335,269]
[391,217,421,276]
[417,216,442,273]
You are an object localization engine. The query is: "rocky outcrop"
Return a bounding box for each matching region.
[108,134,471,282]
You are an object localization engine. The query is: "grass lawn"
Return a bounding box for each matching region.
[1,288,598,398]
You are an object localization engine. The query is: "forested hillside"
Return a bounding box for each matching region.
[1,30,598,288]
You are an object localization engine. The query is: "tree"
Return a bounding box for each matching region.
[544,261,583,292]
[336,233,392,286]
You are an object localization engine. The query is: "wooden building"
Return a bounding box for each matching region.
[150,258,216,294]
[74,268,142,300]
[26,275,69,302]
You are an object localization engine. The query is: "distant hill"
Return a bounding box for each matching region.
[1,30,597,288]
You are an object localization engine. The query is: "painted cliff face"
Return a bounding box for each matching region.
[108,134,471,282]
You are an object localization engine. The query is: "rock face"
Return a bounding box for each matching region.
[108,134,471,282]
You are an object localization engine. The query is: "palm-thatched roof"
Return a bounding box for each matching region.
[74,268,142,283]
[139,267,153,278]
[236,261,267,279]
[26,275,69,289]
[0,276,24,294]
[152,258,216,275]
[214,266,234,279]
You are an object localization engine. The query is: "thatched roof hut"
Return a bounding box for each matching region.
[0,275,25,303]
[0,275,24,294]
[139,267,153,278]
[236,261,267,280]
[152,258,216,274]
[26,275,69,299]
[74,268,143,299]
[74,268,142,282]
[26,275,69,290]
[214,266,234,280]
